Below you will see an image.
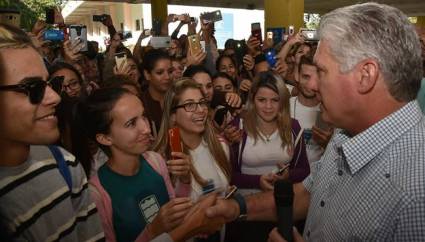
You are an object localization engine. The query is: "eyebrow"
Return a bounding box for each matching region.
[19,76,46,84]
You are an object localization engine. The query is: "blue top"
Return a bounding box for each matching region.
[98,156,170,242]
[303,101,425,241]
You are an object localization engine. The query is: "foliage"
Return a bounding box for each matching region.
[0,0,61,30]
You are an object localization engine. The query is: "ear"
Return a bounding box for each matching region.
[357,59,379,94]
[96,133,112,147]
[143,70,151,81]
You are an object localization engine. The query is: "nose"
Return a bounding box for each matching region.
[42,85,61,108]
[139,117,152,134]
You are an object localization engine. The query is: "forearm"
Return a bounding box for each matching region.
[245,183,309,222]
[171,23,184,39]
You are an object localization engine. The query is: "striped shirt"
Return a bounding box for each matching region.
[303,101,425,241]
[0,145,105,241]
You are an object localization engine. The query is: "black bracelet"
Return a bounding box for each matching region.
[231,193,247,221]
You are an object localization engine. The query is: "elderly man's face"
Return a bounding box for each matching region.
[0,47,61,146]
[312,40,358,129]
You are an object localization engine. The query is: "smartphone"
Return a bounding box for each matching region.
[201,10,222,23]
[265,48,277,68]
[188,34,202,55]
[267,31,273,40]
[274,164,290,175]
[251,22,262,44]
[300,29,318,42]
[288,25,295,36]
[114,52,127,68]
[224,185,238,199]
[168,127,182,156]
[46,8,55,25]
[214,107,228,127]
[69,25,88,52]
[150,36,171,49]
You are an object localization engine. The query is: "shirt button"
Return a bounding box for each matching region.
[338,170,343,176]
[320,201,325,207]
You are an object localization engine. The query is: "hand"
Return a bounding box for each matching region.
[206,195,240,222]
[225,92,242,109]
[312,125,333,148]
[268,227,305,242]
[63,40,84,63]
[180,14,191,24]
[27,30,48,49]
[239,79,252,92]
[53,8,65,25]
[185,49,207,67]
[272,58,289,77]
[260,173,275,191]
[149,197,193,238]
[113,59,132,77]
[167,14,178,23]
[223,125,242,144]
[286,32,304,47]
[170,193,225,242]
[32,20,46,35]
[86,81,99,95]
[263,36,274,50]
[243,54,255,71]
[168,152,191,184]
[247,35,261,57]
[101,14,113,27]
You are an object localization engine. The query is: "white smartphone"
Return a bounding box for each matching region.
[69,25,88,52]
[114,52,127,68]
[150,36,171,49]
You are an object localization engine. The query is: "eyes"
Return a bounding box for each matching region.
[256,97,279,103]
[124,114,149,128]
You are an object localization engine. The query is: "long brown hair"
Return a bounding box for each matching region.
[152,78,231,186]
[244,71,292,149]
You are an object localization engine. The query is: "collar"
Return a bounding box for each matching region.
[333,101,423,175]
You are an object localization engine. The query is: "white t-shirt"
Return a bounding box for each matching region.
[241,130,292,175]
[189,140,229,201]
[290,96,323,163]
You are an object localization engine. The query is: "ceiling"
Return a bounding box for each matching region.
[79,0,425,16]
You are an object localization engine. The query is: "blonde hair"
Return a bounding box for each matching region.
[0,24,35,82]
[152,78,231,186]
[244,71,292,149]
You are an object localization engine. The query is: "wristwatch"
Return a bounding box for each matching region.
[231,193,247,221]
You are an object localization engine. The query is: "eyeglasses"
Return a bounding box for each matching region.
[62,79,81,91]
[0,76,64,104]
[173,100,210,112]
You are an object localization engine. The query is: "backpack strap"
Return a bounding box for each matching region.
[48,145,72,190]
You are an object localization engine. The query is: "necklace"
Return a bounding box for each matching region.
[260,128,276,142]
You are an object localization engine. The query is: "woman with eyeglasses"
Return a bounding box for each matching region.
[78,87,191,242]
[153,78,231,242]
[225,71,309,242]
[49,62,85,98]
[153,78,231,200]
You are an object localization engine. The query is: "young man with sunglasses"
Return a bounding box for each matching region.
[0,24,104,241]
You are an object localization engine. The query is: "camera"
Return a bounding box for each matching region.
[93,14,109,22]
[43,29,64,41]
[300,29,318,42]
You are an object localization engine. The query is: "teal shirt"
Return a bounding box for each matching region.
[418,78,425,113]
[98,156,170,242]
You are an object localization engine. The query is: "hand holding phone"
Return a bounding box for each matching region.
[251,22,263,44]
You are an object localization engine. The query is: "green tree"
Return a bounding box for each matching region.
[0,0,61,30]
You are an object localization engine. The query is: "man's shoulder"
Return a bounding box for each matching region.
[386,117,425,199]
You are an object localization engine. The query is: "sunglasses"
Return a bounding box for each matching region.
[0,76,64,104]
